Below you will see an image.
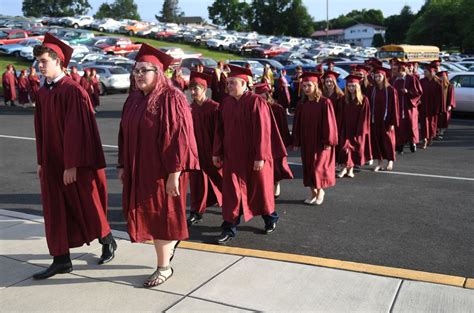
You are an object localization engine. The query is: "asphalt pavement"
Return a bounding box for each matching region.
[1,93,473,279]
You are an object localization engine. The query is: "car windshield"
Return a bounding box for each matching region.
[262,44,273,49]
[109,67,128,74]
[250,62,264,69]
[201,58,217,67]
[104,38,117,45]
[217,36,227,40]
[0,31,8,39]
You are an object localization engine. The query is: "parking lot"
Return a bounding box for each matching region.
[1,93,473,278]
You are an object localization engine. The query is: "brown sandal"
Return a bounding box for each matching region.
[143,266,174,288]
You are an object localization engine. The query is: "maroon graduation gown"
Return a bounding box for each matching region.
[118,88,199,242]
[419,78,443,140]
[17,76,30,104]
[437,84,456,129]
[368,85,399,161]
[292,96,338,189]
[269,102,294,183]
[338,96,371,167]
[172,77,188,91]
[70,72,81,83]
[392,75,423,145]
[277,76,291,109]
[90,76,100,107]
[211,70,222,102]
[28,74,40,102]
[2,71,17,102]
[34,75,110,256]
[213,91,281,224]
[190,98,223,214]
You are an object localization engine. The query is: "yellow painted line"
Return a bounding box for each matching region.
[465,279,474,289]
[177,241,468,288]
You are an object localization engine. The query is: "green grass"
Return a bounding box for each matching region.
[92,31,242,61]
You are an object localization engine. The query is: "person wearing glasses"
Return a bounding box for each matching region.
[117,43,199,288]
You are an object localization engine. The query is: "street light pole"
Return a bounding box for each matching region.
[326,0,329,42]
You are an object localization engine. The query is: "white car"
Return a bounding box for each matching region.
[91,18,121,32]
[449,72,474,112]
[66,15,94,29]
[207,35,238,51]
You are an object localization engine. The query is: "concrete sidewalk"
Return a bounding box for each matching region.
[1,209,473,312]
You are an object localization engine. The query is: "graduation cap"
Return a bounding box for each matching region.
[389,57,400,65]
[373,66,391,77]
[396,61,410,70]
[355,65,371,75]
[135,43,174,71]
[344,74,363,84]
[436,71,448,78]
[315,64,324,72]
[322,70,340,80]
[423,63,437,72]
[227,64,252,82]
[42,33,74,68]
[365,57,382,67]
[300,72,320,83]
[190,71,212,89]
[430,59,441,67]
[253,82,271,94]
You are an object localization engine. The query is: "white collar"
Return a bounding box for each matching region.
[47,72,66,84]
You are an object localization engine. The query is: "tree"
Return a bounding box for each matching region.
[314,9,384,31]
[22,0,91,17]
[384,5,416,44]
[158,0,183,23]
[208,0,252,31]
[94,0,140,20]
[372,34,385,47]
[283,0,314,37]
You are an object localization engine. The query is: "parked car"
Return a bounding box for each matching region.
[207,35,238,51]
[457,61,474,70]
[81,65,130,95]
[91,18,121,32]
[248,58,285,71]
[119,20,149,36]
[180,57,218,75]
[0,29,43,45]
[227,59,264,80]
[229,39,260,55]
[252,44,288,58]
[0,38,42,57]
[94,37,142,55]
[64,15,94,29]
[449,72,474,112]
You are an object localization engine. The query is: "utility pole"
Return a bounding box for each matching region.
[326,0,329,42]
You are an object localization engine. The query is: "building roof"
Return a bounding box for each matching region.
[178,16,205,24]
[311,29,345,37]
[345,23,387,30]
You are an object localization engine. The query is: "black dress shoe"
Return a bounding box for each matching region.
[98,239,117,265]
[264,222,277,234]
[396,145,404,154]
[410,143,417,153]
[216,232,234,245]
[187,212,203,226]
[33,262,72,279]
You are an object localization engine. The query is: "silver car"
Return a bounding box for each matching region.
[449,72,474,112]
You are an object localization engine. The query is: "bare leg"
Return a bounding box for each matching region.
[143,239,175,287]
[347,167,354,178]
[316,188,325,205]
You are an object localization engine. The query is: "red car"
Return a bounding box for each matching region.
[155,29,177,40]
[252,44,288,58]
[0,29,43,45]
[95,37,142,55]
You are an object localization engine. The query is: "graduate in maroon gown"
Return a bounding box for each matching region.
[118,43,199,287]
[367,66,399,171]
[28,66,41,105]
[292,72,338,205]
[253,82,293,198]
[187,71,223,225]
[355,65,372,97]
[392,62,423,154]
[212,64,285,244]
[90,68,101,110]
[2,64,17,106]
[276,68,291,115]
[171,67,188,91]
[338,75,371,178]
[32,33,117,280]
[290,65,303,109]
[17,69,31,106]
[69,66,81,83]
[419,64,443,149]
[436,71,456,139]
[211,61,224,102]
[80,68,93,95]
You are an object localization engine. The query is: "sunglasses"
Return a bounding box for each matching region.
[133,68,157,76]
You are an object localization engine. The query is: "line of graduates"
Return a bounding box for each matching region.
[30,33,456,289]
[2,64,41,107]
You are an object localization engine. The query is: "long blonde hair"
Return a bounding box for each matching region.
[322,77,344,98]
[301,81,322,102]
[345,83,364,105]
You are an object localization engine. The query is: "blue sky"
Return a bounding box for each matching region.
[2,0,425,23]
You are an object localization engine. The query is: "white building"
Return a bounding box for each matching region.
[344,23,386,47]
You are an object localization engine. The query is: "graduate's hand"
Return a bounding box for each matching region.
[213,156,223,168]
[324,145,331,150]
[166,172,181,197]
[37,165,42,179]
[253,160,264,171]
[63,167,77,185]
[118,168,124,185]
[448,105,452,112]
[401,88,408,94]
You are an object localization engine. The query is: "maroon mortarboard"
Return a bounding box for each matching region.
[344,74,363,84]
[389,57,400,65]
[373,66,391,77]
[397,61,410,70]
[135,43,174,71]
[253,82,271,94]
[190,71,212,89]
[355,65,371,75]
[315,63,324,72]
[430,59,441,67]
[436,71,448,78]
[322,70,340,80]
[21,69,27,74]
[42,33,74,68]
[300,72,320,83]
[423,63,437,72]
[365,57,382,67]
[227,64,252,82]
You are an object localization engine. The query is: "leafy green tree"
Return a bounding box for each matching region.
[314,9,384,31]
[94,0,140,20]
[158,0,183,23]
[22,0,91,17]
[384,6,416,44]
[208,0,252,31]
[372,33,385,47]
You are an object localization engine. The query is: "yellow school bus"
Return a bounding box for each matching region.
[377,45,440,62]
